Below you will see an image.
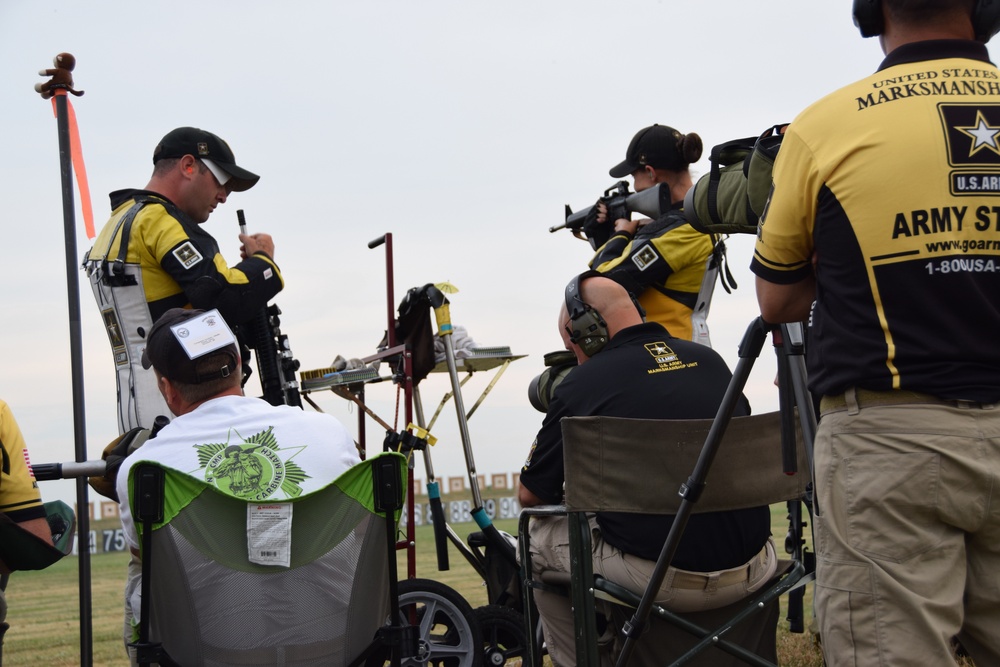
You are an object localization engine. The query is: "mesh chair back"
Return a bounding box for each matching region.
[132,453,404,666]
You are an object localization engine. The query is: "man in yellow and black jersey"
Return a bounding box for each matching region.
[85,127,283,434]
[1,399,52,625]
[751,1,1000,664]
[0,399,51,561]
[590,124,718,347]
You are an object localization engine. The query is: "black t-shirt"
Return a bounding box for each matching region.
[520,322,769,571]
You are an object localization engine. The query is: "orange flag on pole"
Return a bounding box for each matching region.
[51,89,95,239]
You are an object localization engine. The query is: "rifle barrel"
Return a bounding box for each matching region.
[33,460,107,481]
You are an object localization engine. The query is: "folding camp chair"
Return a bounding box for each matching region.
[0,500,76,665]
[127,452,412,667]
[0,501,76,573]
[518,410,813,667]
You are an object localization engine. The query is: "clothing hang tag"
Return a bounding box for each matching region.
[247,502,292,567]
[170,308,237,360]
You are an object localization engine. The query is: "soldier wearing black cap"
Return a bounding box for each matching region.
[113,308,359,662]
[589,124,719,347]
[139,307,243,402]
[84,127,284,434]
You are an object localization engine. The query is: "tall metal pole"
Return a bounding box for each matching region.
[53,89,93,666]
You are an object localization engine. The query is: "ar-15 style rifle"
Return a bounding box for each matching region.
[237,210,302,408]
[554,182,673,249]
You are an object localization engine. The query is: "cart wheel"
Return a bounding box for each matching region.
[475,604,527,666]
[397,578,483,667]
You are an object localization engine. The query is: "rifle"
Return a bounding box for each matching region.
[237,210,302,408]
[555,182,673,249]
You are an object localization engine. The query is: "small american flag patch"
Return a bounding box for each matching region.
[24,448,35,478]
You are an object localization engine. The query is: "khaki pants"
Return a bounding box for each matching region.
[815,391,1000,666]
[124,553,142,665]
[527,514,777,667]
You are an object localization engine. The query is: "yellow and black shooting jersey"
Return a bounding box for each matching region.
[591,211,714,342]
[0,399,44,522]
[88,189,284,324]
[752,41,1000,401]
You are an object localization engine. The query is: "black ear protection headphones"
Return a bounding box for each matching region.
[564,271,645,358]
[852,0,1000,41]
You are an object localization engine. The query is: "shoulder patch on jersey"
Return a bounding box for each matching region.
[172,242,204,269]
[632,244,659,271]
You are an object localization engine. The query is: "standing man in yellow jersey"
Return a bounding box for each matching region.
[85,127,284,433]
[752,1,1000,664]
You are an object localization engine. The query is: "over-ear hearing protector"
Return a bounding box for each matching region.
[852,0,1000,41]
[564,271,645,358]
[565,271,609,358]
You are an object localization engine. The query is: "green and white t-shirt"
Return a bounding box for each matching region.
[117,394,360,549]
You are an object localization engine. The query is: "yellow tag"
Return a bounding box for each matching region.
[407,423,438,447]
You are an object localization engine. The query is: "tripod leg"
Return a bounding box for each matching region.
[777,322,818,512]
[785,500,805,633]
[774,322,819,638]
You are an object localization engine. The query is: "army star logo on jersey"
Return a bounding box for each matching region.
[632,244,659,271]
[644,341,677,364]
[522,438,538,469]
[193,426,311,500]
[172,241,204,269]
[644,341,699,375]
[956,110,1000,157]
[940,104,1000,166]
[940,104,1000,195]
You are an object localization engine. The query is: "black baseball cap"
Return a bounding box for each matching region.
[153,127,260,192]
[609,124,686,178]
[141,308,240,384]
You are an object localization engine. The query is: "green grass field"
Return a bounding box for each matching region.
[3,508,826,666]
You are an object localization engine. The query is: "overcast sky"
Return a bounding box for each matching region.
[3,1,970,510]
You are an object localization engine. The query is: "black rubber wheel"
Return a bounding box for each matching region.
[474,604,528,667]
[396,578,484,667]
